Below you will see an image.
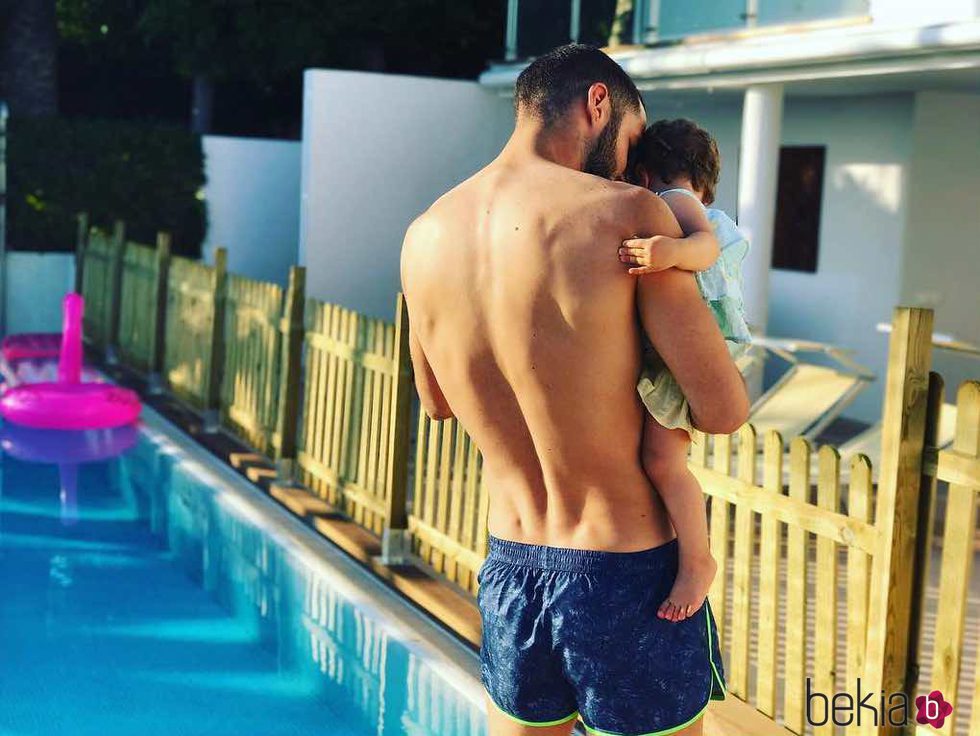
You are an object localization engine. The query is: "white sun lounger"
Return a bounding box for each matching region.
[827,402,958,484]
[746,336,875,441]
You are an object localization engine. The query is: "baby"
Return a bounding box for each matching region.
[619,118,752,622]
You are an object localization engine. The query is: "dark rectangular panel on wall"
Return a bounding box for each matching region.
[772,145,826,273]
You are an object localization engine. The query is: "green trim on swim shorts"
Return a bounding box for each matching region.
[582,607,726,736]
[581,701,709,736]
[486,692,580,728]
[704,604,727,699]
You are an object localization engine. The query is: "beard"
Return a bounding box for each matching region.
[583,108,623,180]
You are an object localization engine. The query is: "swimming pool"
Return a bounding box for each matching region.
[0,408,488,736]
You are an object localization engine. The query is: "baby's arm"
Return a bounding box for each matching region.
[619,191,720,276]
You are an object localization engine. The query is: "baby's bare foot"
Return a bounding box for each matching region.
[657,553,717,623]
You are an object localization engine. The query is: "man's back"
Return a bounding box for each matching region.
[402,157,679,550]
[427,46,750,735]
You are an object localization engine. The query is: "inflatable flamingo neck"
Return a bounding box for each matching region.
[58,293,84,385]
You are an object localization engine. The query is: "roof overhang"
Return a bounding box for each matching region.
[479,18,980,94]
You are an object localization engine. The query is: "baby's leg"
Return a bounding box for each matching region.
[641,414,717,623]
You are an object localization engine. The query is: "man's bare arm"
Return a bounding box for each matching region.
[631,192,749,434]
[401,216,454,421]
[408,327,454,420]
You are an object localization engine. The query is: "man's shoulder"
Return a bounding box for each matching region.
[401,206,445,283]
[407,173,479,237]
[576,180,676,233]
[404,188,460,250]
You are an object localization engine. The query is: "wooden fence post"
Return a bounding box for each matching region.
[148,232,171,394]
[273,265,306,477]
[926,380,980,734]
[203,247,227,432]
[74,212,89,294]
[905,371,944,692]
[862,306,933,736]
[105,219,126,364]
[381,292,413,564]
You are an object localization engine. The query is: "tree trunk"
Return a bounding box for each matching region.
[190,74,213,134]
[1,0,58,117]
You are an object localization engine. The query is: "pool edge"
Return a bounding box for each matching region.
[136,405,489,714]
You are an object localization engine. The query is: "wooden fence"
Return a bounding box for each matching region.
[687,428,876,736]
[411,414,488,594]
[72,212,978,736]
[220,273,285,453]
[78,221,124,352]
[403,307,975,736]
[75,213,308,464]
[118,234,169,372]
[294,295,411,539]
[163,249,227,411]
[912,378,980,736]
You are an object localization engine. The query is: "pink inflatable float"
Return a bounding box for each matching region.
[0,293,141,430]
[1,332,61,362]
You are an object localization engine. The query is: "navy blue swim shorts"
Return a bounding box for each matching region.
[477,534,726,735]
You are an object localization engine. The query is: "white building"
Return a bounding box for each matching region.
[299,1,980,424]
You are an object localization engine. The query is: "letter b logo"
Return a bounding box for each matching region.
[915,691,952,729]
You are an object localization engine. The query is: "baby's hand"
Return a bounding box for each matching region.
[618,236,679,275]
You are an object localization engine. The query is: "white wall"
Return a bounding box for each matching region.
[298,73,920,422]
[770,95,914,422]
[201,135,301,286]
[644,93,915,423]
[900,91,980,406]
[299,70,514,320]
[871,0,979,27]
[3,252,75,334]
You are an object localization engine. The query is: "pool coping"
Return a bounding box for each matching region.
[138,404,489,715]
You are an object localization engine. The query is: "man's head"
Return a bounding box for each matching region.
[630,118,721,205]
[514,44,645,180]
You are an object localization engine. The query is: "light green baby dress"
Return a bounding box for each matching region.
[637,188,752,435]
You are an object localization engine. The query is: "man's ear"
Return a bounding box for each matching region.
[586,82,611,128]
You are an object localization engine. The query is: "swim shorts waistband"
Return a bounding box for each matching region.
[486,533,678,575]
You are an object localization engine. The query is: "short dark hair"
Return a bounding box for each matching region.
[514,44,642,127]
[633,118,721,205]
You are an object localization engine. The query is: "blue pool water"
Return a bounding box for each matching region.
[0,413,487,736]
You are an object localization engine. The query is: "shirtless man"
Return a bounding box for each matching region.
[400,45,749,736]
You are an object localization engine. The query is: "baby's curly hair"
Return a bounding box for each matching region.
[632,118,721,205]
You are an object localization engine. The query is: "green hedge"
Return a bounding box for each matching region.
[7,116,206,256]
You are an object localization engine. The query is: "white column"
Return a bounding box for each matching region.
[505,0,519,61]
[570,0,582,42]
[737,83,784,335]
